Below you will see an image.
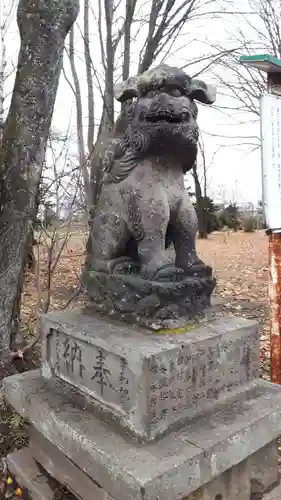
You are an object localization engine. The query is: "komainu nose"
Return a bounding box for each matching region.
[150,98,162,113]
[150,93,169,112]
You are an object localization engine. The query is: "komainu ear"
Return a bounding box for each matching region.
[114,76,138,102]
[189,79,216,104]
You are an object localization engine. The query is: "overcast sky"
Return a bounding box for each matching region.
[3,0,264,205]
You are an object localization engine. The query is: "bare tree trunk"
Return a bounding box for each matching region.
[122,0,137,81]
[120,0,138,118]
[0,0,79,355]
[68,24,91,214]
[84,0,95,156]
[95,0,115,140]
[0,1,6,143]
[103,0,114,132]
[25,184,42,273]
[89,0,116,214]
[199,135,208,199]
[26,229,36,271]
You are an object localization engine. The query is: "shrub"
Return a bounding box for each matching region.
[194,196,220,236]
[243,216,256,233]
[219,203,241,231]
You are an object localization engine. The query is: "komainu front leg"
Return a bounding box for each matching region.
[88,210,139,274]
[131,191,184,281]
[172,197,212,278]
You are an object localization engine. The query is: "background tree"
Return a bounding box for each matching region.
[210,0,280,152]
[190,133,220,238]
[0,0,79,356]
[220,203,241,231]
[65,0,235,218]
[194,196,220,235]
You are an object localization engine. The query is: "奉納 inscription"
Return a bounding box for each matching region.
[62,337,85,379]
[91,349,112,395]
[148,331,259,425]
[48,329,136,411]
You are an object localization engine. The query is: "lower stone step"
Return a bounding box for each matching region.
[29,427,110,500]
[4,370,281,500]
[263,483,281,500]
[7,445,110,500]
[7,448,54,500]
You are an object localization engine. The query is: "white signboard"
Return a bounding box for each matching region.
[260,93,281,230]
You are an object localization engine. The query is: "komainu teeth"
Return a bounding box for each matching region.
[145,112,184,123]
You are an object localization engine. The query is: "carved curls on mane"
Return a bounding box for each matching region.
[102,100,141,184]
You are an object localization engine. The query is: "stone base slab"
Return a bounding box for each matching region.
[249,441,279,496]
[263,483,281,500]
[187,459,251,499]
[6,442,281,500]
[4,370,281,500]
[7,448,54,500]
[40,308,259,441]
[7,446,110,500]
[29,427,110,500]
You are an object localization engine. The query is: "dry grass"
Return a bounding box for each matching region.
[197,230,268,304]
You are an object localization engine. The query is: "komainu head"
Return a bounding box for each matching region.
[114,64,216,173]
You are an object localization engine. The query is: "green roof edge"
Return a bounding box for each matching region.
[239,54,281,68]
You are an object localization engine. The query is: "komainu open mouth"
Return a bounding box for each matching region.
[145,111,189,123]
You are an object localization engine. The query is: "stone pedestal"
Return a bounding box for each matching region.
[3,308,281,500]
[40,308,260,441]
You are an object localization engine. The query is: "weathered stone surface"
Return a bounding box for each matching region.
[7,448,54,500]
[85,270,215,330]
[263,483,281,500]
[29,427,111,500]
[114,66,216,104]
[85,64,217,329]
[249,441,279,496]
[40,309,259,440]
[187,459,250,499]
[4,370,281,500]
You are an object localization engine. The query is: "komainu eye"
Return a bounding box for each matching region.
[147,90,156,98]
[170,88,182,97]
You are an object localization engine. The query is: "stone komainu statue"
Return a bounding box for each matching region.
[85,64,217,329]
